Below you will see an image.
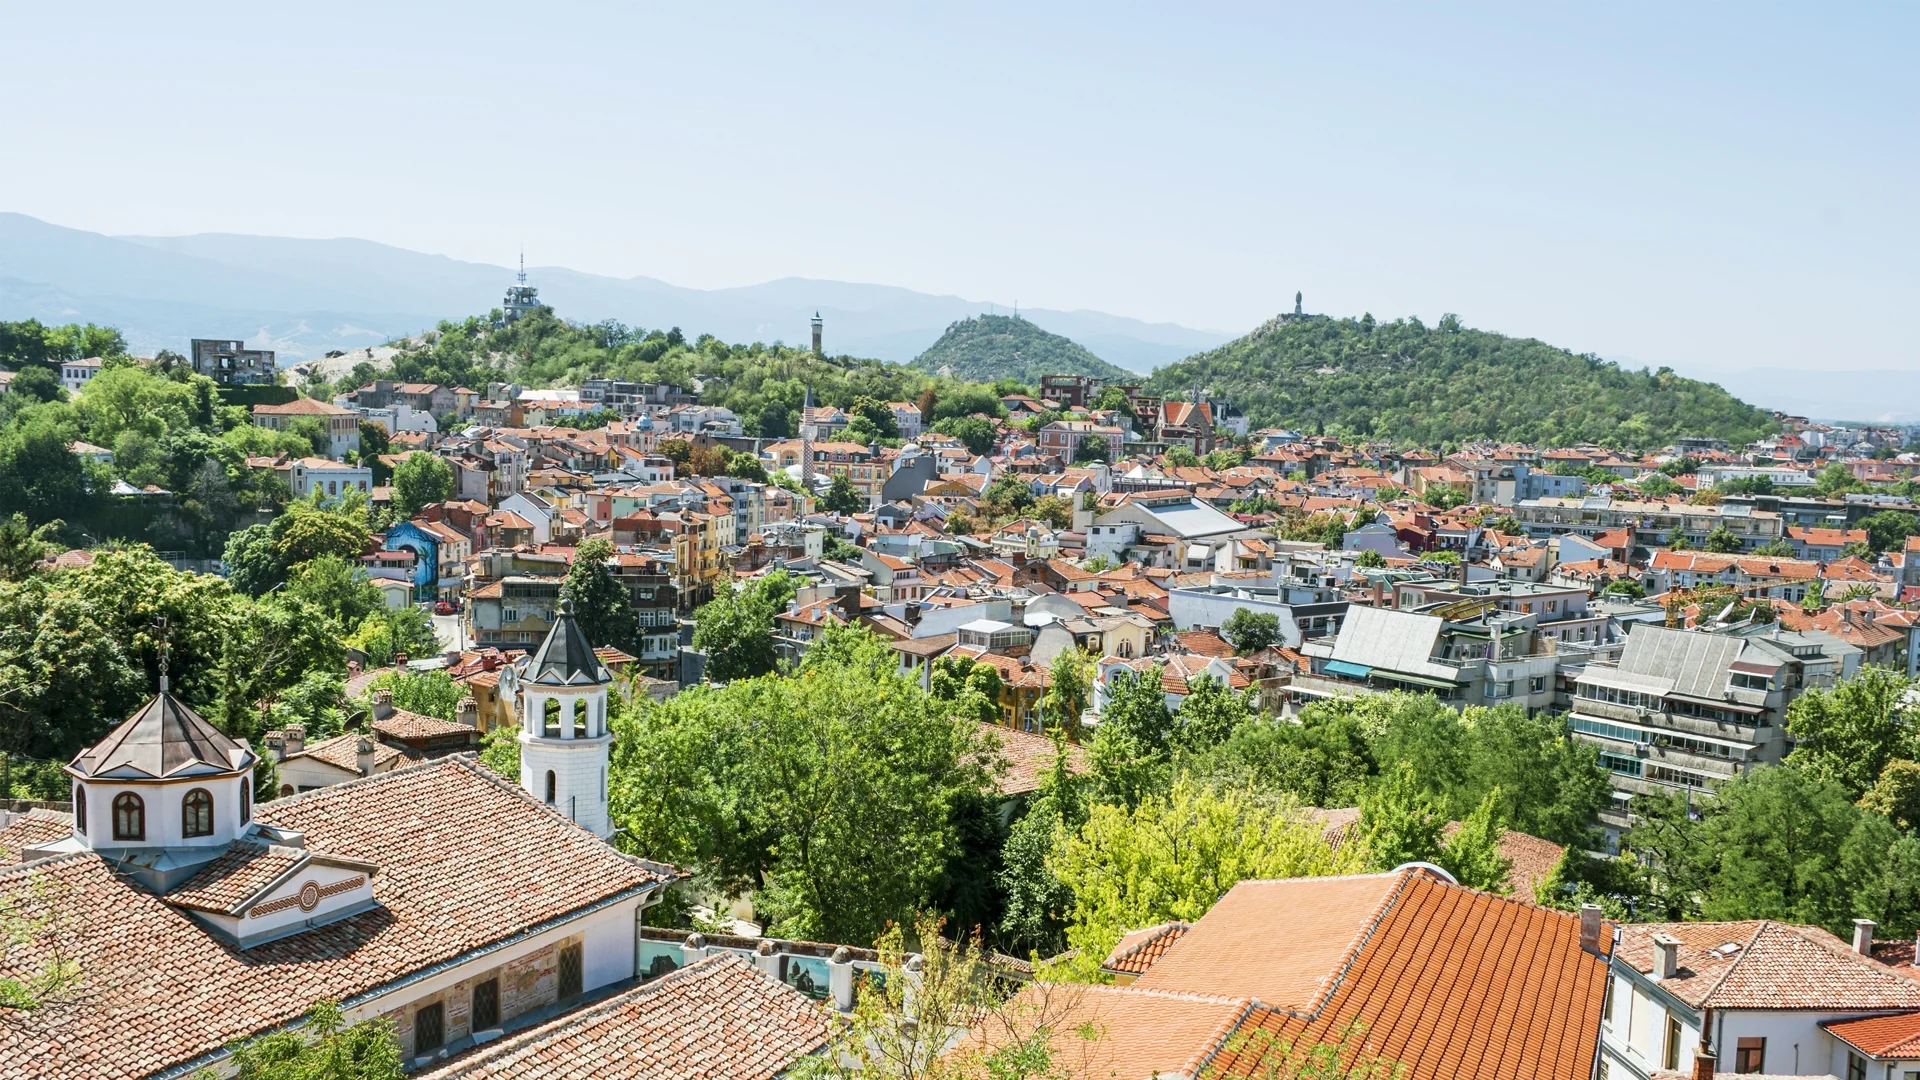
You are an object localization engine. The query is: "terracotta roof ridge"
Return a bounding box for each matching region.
[1179,996,1263,1079]
[1698,920,1774,1005]
[0,846,97,883]
[262,751,465,808]
[1074,984,1252,1006]
[1105,921,1193,968]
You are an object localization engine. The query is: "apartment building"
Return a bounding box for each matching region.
[1567,623,1858,839]
[191,338,275,386]
[1516,496,1784,550]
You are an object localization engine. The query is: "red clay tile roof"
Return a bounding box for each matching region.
[372,709,476,742]
[1174,630,1236,658]
[289,732,407,774]
[1615,921,1920,1011]
[978,723,1089,796]
[1130,874,1403,1009]
[1825,1010,1920,1058]
[417,953,830,1080]
[161,842,309,914]
[0,758,678,1080]
[1101,922,1192,977]
[1202,871,1608,1080]
[991,869,1608,1080]
[0,809,75,860]
[975,984,1254,1080]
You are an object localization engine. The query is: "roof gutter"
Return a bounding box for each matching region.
[149,878,665,1080]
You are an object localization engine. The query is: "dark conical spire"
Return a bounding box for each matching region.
[526,598,611,687]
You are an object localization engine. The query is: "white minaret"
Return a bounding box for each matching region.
[518,598,614,838]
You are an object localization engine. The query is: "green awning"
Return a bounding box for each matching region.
[1323,661,1373,680]
[1372,670,1460,691]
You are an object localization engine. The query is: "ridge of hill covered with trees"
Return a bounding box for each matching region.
[910,314,1133,385]
[1148,312,1779,449]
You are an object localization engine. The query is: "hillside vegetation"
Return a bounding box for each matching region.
[1149,313,1778,449]
[911,314,1133,385]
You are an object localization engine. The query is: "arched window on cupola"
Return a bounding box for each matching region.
[112,792,145,842]
[182,788,213,838]
[74,784,87,835]
[545,770,557,805]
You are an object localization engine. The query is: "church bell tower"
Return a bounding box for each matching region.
[518,599,614,838]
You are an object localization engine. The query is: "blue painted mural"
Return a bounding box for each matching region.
[383,521,439,602]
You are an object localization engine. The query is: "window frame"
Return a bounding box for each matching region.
[1664,1014,1682,1071]
[414,1000,445,1055]
[112,792,145,842]
[74,784,86,835]
[182,788,214,839]
[1734,1037,1766,1073]
[471,977,500,1031]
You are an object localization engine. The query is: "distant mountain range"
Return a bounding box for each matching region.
[0,213,1227,372]
[910,314,1134,384]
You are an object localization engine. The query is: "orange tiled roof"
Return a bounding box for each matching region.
[288,731,408,773]
[978,722,1088,796]
[1101,921,1192,977]
[1203,871,1608,1080]
[1826,1010,1920,1058]
[417,953,830,1080]
[0,809,76,860]
[372,708,476,742]
[1614,921,1920,1010]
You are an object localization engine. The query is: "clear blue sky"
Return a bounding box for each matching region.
[4,2,1916,378]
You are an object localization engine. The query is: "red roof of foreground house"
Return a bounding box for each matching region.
[984,868,1610,1080]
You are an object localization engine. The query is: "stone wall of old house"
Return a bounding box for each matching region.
[380,933,585,1061]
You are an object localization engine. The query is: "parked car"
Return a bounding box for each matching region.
[434,601,456,615]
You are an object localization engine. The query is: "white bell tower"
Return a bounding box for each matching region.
[518,599,614,838]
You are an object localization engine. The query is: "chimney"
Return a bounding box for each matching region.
[1370,579,1385,607]
[1692,1047,1716,1080]
[1579,904,1602,955]
[282,724,305,760]
[372,688,395,721]
[393,652,409,669]
[1653,933,1681,980]
[1854,918,1876,956]
[347,659,362,678]
[355,736,376,777]
[457,696,479,728]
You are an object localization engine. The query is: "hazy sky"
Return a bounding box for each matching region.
[5,2,1916,377]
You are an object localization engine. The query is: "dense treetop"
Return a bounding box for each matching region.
[910,314,1132,385]
[1148,313,1779,449]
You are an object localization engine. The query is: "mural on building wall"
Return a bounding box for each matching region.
[637,941,684,983]
[383,521,440,602]
[780,955,831,1001]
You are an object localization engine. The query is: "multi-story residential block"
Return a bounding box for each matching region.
[1516,496,1784,550]
[1568,623,1859,839]
[1646,551,1821,603]
[252,397,361,459]
[1038,420,1125,462]
[1297,603,1560,713]
[1038,373,1097,409]
[1786,525,1869,561]
[191,338,276,386]
[467,575,563,648]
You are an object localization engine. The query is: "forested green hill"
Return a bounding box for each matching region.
[910,314,1132,385]
[1148,313,1777,449]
